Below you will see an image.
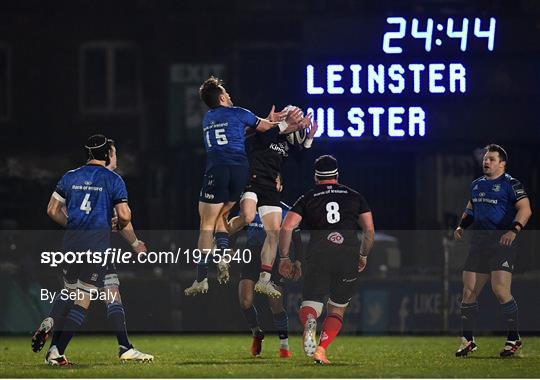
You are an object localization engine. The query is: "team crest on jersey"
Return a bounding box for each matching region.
[327,232,344,244]
[492,184,501,192]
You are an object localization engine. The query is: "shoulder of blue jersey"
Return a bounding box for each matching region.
[471,176,485,185]
[231,106,252,113]
[106,168,124,180]
[65,165,86,175]
[503,173,521,185]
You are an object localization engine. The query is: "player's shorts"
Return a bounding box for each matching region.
[464,237,517,274]
[241,182,281,217]
[302,240,360,307]
[60,235,111,291]
[240,245,284,285]
[199,165,249,204]
[61,261,107,292]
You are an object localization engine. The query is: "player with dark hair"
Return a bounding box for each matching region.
[185,76,307,295]
[31,141,153,363]
[237,202,303,358]
[279,155,375,364]
[454,144,532,357]
[224,114,316,298]
[35,134,140,365]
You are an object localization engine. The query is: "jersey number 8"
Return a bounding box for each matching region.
[206,128,228,147]
[326,201,340,224]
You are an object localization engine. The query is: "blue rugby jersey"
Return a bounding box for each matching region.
[202,106,260,168]
[54,164,128,231]
[467,173,527,230]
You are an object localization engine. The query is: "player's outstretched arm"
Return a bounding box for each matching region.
[47,196,67,227]
[280,110,312,135]
[358,211,375,272]
[303,120,319,149]
[256,107,306,133]
[455,201,473,240]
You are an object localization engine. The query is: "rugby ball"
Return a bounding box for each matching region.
[283,105,307,146]
[286,128,307,146]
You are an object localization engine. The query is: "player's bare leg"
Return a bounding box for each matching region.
[103,285,153,362]
[313,302,346,365]
[268,287,291,358]
[226,196,257,235]
[198,201,224,250]
[239,279,264,356]
[491,270,522,357]
[254,210,282,298]
[456,271,489,357]
[214,201,236,284]
[185,202,225,296]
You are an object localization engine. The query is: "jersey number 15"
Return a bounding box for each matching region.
[206,128,228,147]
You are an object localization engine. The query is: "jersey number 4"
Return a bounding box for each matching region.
[326,202,341,224]
[206,128,228,147]
[80,193,92,215]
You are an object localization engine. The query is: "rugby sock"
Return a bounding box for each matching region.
[214,232,229,249]
[258,271,272,282]
[272,311,289,349]
[56,304,87,355]
[460,302,479,341]
[49,294,74,347]
[501,298,520,341]
[196,262,209,282]
[241,305,261,335]
[299,306,318,326]
[107,302,132,348]
[319,313,343,349]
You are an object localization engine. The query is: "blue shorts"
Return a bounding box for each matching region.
[199,165,249,204]
[62,262,107,291]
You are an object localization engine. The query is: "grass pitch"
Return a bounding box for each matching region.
[1,335,539,378]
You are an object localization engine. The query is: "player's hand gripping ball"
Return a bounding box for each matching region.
[283,105,308,146]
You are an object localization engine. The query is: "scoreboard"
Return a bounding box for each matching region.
[302,16,540,141]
